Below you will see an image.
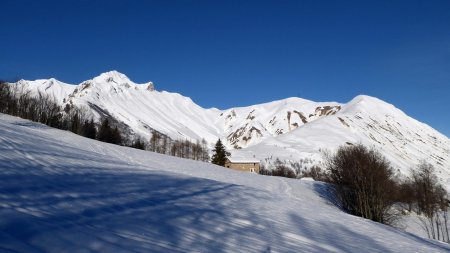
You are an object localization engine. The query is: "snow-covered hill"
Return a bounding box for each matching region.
[1,113,449,252]
[13,71,450,184]
[234,95,450,181]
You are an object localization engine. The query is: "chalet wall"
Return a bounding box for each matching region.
[224,162,260,173]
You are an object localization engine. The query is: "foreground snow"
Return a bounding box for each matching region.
[0,114,449,252]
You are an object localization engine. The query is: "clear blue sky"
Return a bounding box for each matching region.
[1,0,449,137]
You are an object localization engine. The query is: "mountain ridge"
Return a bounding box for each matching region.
[12,71,450,186]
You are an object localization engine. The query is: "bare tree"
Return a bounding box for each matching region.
[149,130,161,152]
[410,163,449,242]
[326,144,399,225]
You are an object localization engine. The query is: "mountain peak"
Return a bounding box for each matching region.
[345,95,396,112]
[94,70,131,83]
[92,70,155,91]
[350,94,382,103]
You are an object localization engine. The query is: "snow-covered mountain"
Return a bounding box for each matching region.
[16,71,221,141]
[1,113,449,252]
[14,71,450,183]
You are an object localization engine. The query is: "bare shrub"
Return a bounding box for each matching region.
[326,144,399,225]
[396,180,415,212]
[258,164,272,176]
[301,165,329,182]
[409,163,450,242]
[272,163,296,178]
[258,160,296,178]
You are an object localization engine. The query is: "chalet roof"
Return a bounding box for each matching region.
[226,157,260,164]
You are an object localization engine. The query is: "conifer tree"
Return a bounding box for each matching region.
[70,112,81,134]
[97,119,123,145]
[111,126,122,145]
[83,119,97,139]
[211,139,229,166]
[97,119,113,143]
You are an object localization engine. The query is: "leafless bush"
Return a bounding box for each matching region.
[326,144,399,225]
[409,163,450,242]
[301,165,329,182]
[272,164,296,178]
[258,164,272,176]
[396,180,416,212]
[258,160,296,178]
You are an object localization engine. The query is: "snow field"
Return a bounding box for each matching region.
[1,114,449,252]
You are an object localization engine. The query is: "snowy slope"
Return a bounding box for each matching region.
[13,71,450,181]
[58,71,220,141]
[232,95,450,186]
[1,113,450,252]
[215,97,341,149]
[15,78,76,103]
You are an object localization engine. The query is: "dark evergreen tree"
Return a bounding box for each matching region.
[97,119,113,143]
[82,119,97,139]
[97,119,123,145]
[111,126,122,145]
[211,139,229,166]
[70,112,80,134]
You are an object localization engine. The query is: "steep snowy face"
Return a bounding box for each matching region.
[13,71,450,178]
[16,78,76,103]
[232,95,450,185]
[216,97,342,149]
[15,71,221,141]
[66,70,155,103]
[64,71,220,141]
[339,96,450,175]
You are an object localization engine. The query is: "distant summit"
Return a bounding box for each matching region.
[94,70,133,83]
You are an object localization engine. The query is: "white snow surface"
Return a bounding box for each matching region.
[1,114,450,252]
[13,71,450,186]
